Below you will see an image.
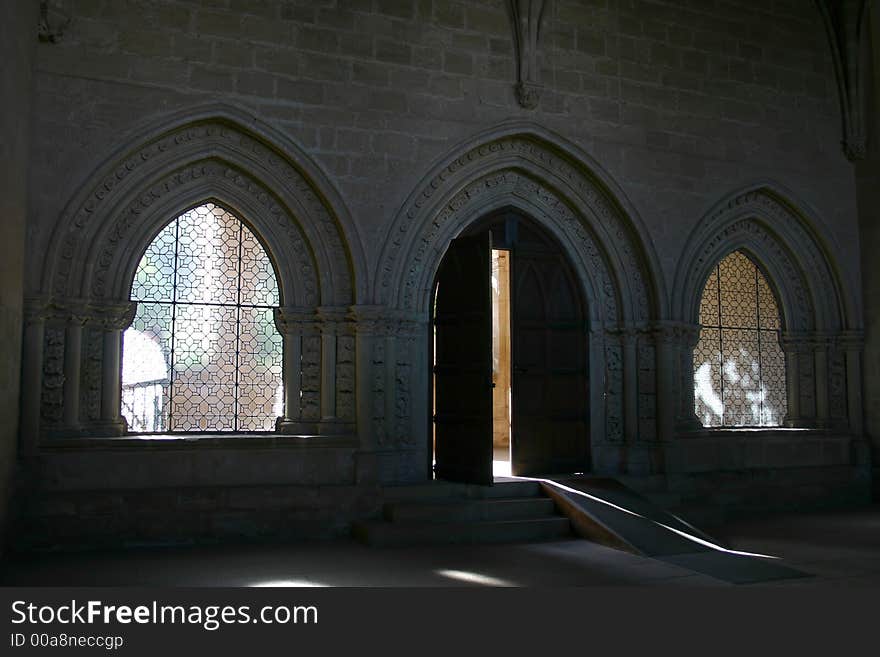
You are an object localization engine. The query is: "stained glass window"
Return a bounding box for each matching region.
[121,203,283,432]
[693,250,786,427]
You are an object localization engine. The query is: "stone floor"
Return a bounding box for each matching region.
[2,505,879,587]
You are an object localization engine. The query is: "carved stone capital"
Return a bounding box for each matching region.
[347,305,427,339]
[843,134,867,162]
[23,297,51,326]
[316,305,351,335]
[835,330,865,352]
[781,330,841,353]
[274,306,320,335]
[92,302,137,331]
[648,321,701,348]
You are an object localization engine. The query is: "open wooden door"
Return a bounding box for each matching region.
[511,242,589,476]
[433,233,494,485]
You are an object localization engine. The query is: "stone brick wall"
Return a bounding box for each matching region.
[857,6,880,496]
[0,0,40,554]
[11,0,870,545]
[27,0,858,295]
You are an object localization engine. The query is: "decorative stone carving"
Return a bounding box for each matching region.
[46,115,355,308]
[41,327,64,425]
[828,343,847,422]
[90,161,319,306]
[675,188,845,334]
[336,335,356,423]
[371,339,387,446]
[394,337,413,446]
[816,0,871,161]
[508,0,548,109]
[638,340,657,437]
[378,134,657,323]
[34,108,361,441]
[301,335,321,422]
[798,350,817,419]
[37,0,68,43]
[673,186,853,432]
[80,327,103,422]
[604,337,624,443]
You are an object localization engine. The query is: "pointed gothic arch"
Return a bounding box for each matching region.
[673,184,861,433]
[372,123,669,475]
[22,104,364,442]
[375,122,666,323]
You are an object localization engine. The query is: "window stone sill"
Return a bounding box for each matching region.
[39,433,360,451]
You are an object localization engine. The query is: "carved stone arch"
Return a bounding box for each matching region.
[375,123,666,325]
[24,104,365,441]
[398,168,617,323]
[367,124,671,478]
[84,159,319,308]
[41,103,364,307]
[674,185,849,333]
[672,184,858,432]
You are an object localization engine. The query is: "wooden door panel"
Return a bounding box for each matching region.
[511,244,589,476]
[433,233,493,485]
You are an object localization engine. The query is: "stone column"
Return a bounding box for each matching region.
[317,306,348,422]
[675,323,703,431]
[813,334,830,427]
[61,311,87,432]
[96,302,135,436]
[621,329,639,446]
[840,331,865,436]
[19,299,47,455]
[780,332,806,427]
[651,323,677,444]
[274,307,315,434]
[349,305,389,483]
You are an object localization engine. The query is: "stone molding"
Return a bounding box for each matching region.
[674,185,856,433]
[41,106,360,308]
[29,105,363,443]
[508,0,548,109]
[376,127,663,325]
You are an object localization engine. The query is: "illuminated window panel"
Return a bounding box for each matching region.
[693,250,787,427]
[122,203,283,432]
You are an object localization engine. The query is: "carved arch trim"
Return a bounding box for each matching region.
[375,122,666,324]
[674,185,851,333]
[41,103,364,308]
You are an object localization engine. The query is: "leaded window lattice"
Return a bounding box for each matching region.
[121,203,283,432]
[693,250,787,427]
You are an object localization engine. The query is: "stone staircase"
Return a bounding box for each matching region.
[353,479,573,547]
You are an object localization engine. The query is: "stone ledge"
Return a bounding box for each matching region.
[38,433,361,451]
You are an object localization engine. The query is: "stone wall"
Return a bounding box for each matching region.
[857,5,880,496]
[27,0,856,291]
[8,0,873,546]
[0,0,40,553]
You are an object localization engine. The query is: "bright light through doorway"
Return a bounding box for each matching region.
[492,249,512,477]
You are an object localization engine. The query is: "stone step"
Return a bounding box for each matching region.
[384,497,557,523]
[353,516,572,547]
[382,479,542,503]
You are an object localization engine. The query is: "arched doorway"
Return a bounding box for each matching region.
[430,209,590,484]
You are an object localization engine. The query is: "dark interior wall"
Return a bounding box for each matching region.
[0,0,39,550]
[857,4,880,493]
[24,1,857,296]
